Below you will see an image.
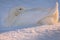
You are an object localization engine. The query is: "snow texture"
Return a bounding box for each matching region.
[0,23,60,40]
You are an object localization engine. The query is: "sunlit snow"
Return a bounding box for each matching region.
[0,23,60,40]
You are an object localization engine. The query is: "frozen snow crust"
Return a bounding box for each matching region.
[0,23,60,40]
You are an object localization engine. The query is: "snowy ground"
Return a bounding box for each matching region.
[0,23,60,40]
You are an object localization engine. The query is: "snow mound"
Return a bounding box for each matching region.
[0,23,60,40]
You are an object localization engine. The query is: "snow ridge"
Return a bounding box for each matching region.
[0,23,60,40]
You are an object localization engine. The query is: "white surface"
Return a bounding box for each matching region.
[0,23,60,40]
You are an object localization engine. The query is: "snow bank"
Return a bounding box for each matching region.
[0,23,60,40]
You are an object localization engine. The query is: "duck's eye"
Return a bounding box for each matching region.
[19,8,22,10]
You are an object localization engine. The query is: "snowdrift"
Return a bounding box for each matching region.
[0,23,60,40]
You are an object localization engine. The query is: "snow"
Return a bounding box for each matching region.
[0,1,60,40]
[0,23,60,40]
